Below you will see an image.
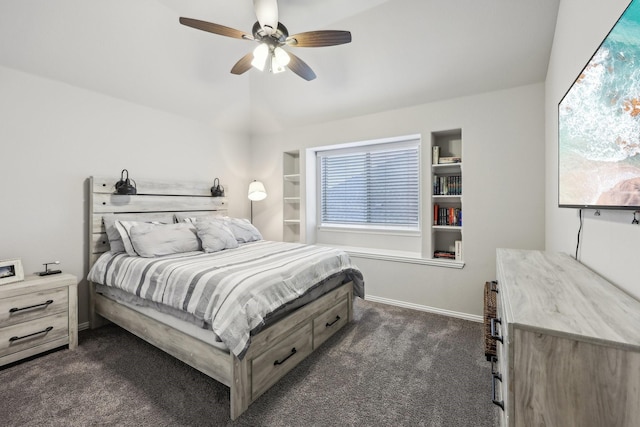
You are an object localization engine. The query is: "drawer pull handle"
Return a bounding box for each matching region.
[274,347,297,366]
[490,317,503,343]
[490,280,499,293]
[9,300,54,313]
[9,326,54,343]
[490,355,499,376]
[326,315,341,327]
[492,372,504,411]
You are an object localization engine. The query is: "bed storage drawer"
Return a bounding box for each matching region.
[251,322,313,400]
[0,287,68,328]
[313,298,348,349]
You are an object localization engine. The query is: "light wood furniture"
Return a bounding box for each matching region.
[283,150,301,242]
[88,176,355,420]
[491,248,640,426]
[1,273,78,366]
[431,129,463,264]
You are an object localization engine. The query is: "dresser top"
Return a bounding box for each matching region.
[496,248,640,351]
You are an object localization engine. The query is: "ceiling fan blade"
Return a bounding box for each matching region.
[230,52,254,75]
[287,52,316,81]
[286,30,351,47]
[179,17,253,41]
[253,0,278,35]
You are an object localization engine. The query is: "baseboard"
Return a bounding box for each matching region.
[78,321,90,331]
[364,295,482,323]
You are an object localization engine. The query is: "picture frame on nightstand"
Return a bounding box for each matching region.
[0,258,24,285]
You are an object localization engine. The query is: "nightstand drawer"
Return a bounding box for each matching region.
[0,311,69,358]
[0,286,68,328]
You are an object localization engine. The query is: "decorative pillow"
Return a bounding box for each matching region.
[224,217,263,243]
[174,212,225,223]
[195,220,239,253]
[129,222,202,258]
[114,220,150,256]
[103,214,173,253]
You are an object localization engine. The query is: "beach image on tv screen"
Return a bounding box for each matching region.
[559,0,640,208]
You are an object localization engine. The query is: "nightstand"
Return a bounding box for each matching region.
[0,273,78,366]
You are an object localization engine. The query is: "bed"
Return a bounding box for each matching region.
[88,176,364,420]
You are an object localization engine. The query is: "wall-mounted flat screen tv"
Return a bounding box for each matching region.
[559,0,640,209]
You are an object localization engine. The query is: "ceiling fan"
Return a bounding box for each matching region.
[179,0,352,81]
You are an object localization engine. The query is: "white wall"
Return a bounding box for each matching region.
[251,83,546,317]
[545,0,640,299]
[0,66,251,325]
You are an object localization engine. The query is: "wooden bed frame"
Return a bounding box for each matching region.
[88,176,355,420]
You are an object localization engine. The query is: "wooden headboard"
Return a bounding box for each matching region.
[89,176,227,268]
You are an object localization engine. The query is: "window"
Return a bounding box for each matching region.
[318,139,420,231]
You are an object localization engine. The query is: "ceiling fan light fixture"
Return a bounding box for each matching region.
[251,43,269,71]
[180,0,352,81]
[271,56,286,74]
[271,46,289,74]
[273,47,290,66]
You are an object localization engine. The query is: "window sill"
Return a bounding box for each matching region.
[316,244,465,269]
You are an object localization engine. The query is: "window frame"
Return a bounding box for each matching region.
[315,136,422,235]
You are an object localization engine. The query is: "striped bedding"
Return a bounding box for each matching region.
[88,240,364,358]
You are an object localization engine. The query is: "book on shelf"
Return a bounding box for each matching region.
[455,240,462,261]
[432,146,440,165]
[433,207,462,226]
[438,156,461,164]
[434,250,456,259]
[433,175,462,196]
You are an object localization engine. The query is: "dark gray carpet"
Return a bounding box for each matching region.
[0,299,498,426]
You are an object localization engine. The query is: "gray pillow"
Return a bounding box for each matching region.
[129,222,202,258]
[195,220,239,253]
[115,220,148,256]
[103,214,173,253]
[174,212,225,223]
[224,217,263,243]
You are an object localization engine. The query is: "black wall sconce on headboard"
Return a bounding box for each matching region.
[114,169,137,195]
[211,178,225,197]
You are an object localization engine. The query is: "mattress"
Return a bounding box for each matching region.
[96,285,230,351]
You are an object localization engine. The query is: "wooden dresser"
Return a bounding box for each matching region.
[491,249,640,427]
[0,273,78,366]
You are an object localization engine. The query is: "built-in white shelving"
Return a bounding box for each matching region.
[283,151,301,242]
[431,129,463,263]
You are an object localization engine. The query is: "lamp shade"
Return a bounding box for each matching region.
[272,47,290,73]
[273,47,290,66]
[251,43,269,71]
[248,181,267,201]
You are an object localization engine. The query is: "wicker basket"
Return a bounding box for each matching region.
[483,281,497,360]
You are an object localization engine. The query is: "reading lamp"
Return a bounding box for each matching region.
[114,169,137,195]
[248,180,267,223]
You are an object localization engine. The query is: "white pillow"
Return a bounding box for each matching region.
[114,220,162,256]
[174,212,225,223]
[103,214,173,253]
[195,220,239,253]
[129,222,202,258]
[224,217,263,243]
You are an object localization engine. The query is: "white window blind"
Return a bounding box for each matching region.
[318,140,420,229]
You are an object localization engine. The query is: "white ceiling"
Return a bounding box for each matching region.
[0,0,560,135]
